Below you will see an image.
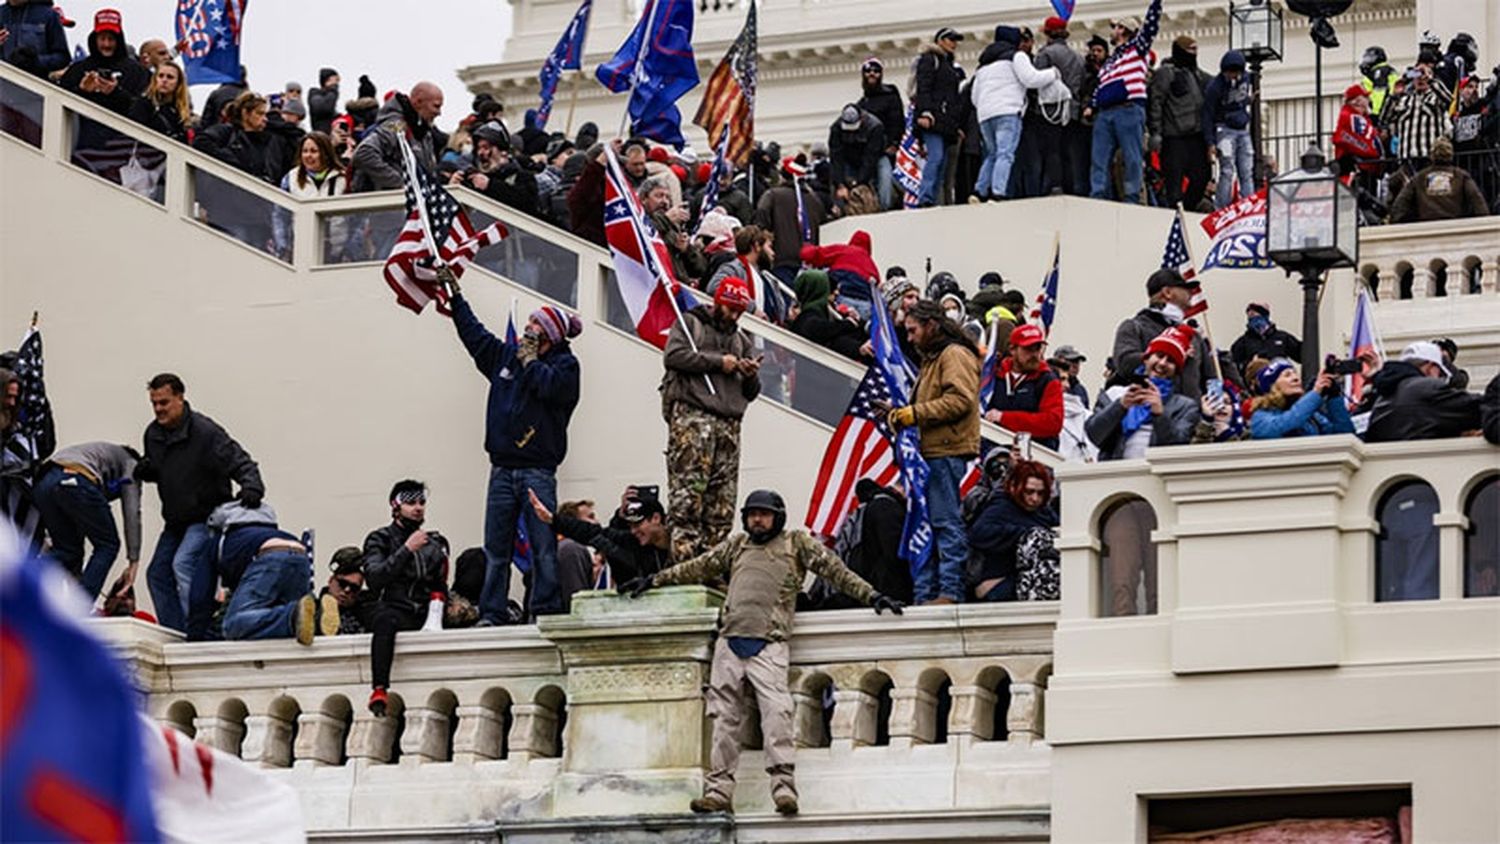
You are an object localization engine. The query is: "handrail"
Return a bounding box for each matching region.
[0,60,1051,462]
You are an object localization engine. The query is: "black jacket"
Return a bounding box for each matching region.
[1365,361,1482,442]
[202,81,247,127]
[828,112,886,187]
[858,82,905,153]
[789,307,867,362]
[141,405,264,528]
[1229,323,1302,373]
[193,119,301,185]
[474,162,542,219]
[913,44,965,138]
[1481,373,1499,445]
[58,29,149,116]
[0,0,70,75]
[553,511,670,583]
[307,84,340,133]
[362,521,450,611]
[128,97,188,144]
[968,495,1058,591]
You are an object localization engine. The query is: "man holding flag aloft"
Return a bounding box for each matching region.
[444,273,582,625]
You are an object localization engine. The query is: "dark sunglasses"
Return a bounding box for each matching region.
[334,577,362,590]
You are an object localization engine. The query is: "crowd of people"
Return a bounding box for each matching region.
[5,3,1497,261]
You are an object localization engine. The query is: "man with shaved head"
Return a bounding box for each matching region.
[352,80,446,191]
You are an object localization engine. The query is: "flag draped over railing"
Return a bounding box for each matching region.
[382,136,506,315]
[536,0,593,129]
[174,0,246,86]
[692,0,757,165]
[595,0,699,147]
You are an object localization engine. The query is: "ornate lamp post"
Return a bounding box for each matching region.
[1266,144,1358,380]
[1228,0,1283,184]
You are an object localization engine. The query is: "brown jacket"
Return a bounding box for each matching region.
[912,340,980,458]
[660,305,762,420]
[1390,164,1488,223]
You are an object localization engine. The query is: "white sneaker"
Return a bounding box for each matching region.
[421,597,444,632]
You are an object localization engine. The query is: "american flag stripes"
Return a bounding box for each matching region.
[1162,209,1208,318]
[894,105,925,208]
[1030,240,1061,336]
[694,128,731,231]
[692,0,757,166]
[382,136,506,315]
[804,367,903,539]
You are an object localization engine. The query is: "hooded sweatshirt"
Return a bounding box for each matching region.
[972,28,1059,123]
[352,92,437,191]
[58,22,149,115]
[799,230,879,302]
[1365,361,1482,442]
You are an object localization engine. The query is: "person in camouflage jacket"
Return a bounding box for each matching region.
[620,490,904,817]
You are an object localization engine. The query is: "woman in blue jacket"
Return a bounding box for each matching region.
[1248,358,1355,439]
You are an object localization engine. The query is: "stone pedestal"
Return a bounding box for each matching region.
[537,586,723,817]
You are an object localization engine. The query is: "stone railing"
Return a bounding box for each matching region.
[1357,216,1500,302]
[98,589,1056,841]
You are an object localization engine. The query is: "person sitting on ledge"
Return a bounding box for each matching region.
[618,489,905,817]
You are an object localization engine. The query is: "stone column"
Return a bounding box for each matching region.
[240,713,295,768]
[1006,682,1042,745]
[192,715,246,757]
[947,685,999,748]
[537,586,724,817]
[829,688,879,750]
[886,686,937,749]
[398,707,453,764]
[293,710,349,767]
[506,703,559,762]
[791,688,831,748]
[346,712,400,766]
[452,704,507,763]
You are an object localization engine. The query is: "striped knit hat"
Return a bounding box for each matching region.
[531,305,583,344]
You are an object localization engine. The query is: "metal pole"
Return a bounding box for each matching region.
[1250,57,1264,187]
[1313,43,1323,148]
[1299,267,1322,384]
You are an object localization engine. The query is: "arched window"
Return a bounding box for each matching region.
[1376,482,1439,602]
[1465,476,1499,598]
[1099,498,1158,617]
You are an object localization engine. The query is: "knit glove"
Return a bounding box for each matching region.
[888,406,916,430]
[517,333,540,366]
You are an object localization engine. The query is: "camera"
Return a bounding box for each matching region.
[1324,355,1363,376]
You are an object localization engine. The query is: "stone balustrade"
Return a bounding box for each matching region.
[98,588,1056,841]
[1357,217,1500,302]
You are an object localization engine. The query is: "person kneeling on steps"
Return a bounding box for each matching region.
[619,489,905,816]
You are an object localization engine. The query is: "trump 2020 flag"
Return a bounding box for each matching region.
[894,106,925,208]
[0,523,159,842]
[602,145,694,349]
[869,292,934,580]
[595,0,699,148]
[537,0,592,129]
[1199,188,1274,272]
[174,0,246,87]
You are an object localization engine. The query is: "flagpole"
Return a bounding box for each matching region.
[565,70,581,137]
[1175,203,1220,381]
[400,134,444,270]
[618,0,660,139]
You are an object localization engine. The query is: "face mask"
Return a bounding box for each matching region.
[1160,302,1185,323]
[1248,314,1271,335]
[945,308,961,322]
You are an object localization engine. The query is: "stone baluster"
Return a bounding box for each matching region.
[452,704,507,763]
[886,686,937,749]
[240,712,295,768]
[293,709,350,767]
[192,715,246,757]
[947,685,999,748]
[1411,262,1436,298]
[829,688,879,750]
[791,688,831,748]
[506,703,559,762]
[1374,267,1397,301]
[399,706,453,764]
[1480,258,1500,295]
[1006,682,1043,745]
[346,712,400,765]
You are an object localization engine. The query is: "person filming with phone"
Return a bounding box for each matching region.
[661,275,762,562]
[1246,356,1356,440]
[58,10,148,115]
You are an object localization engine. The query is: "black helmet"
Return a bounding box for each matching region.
[741,489,787,543]
[1359,46,1386,72]
[926,271,961,302]
[472,120,511,151]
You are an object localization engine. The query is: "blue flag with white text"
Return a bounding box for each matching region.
[537,0,592,129]
[174,0,245,87]
[869,292,932,580]
[595,0,699,147]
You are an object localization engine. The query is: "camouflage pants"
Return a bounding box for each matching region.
[666,402,741,562]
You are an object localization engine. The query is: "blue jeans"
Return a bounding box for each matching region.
[917,457,969,603]
[479,465,560,623]
[976,114,1023,198]
[1090,103,1146,203]
[223,550,311,640]
[1214,126,1254,208]
[875,155,894,209]
[146,523,213,637]
[917,131,948,206]
[32,465,120,599]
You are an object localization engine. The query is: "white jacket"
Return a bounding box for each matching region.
[971,52,1059,123]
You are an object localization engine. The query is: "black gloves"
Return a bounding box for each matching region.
[872,593,905,615]
[617,576,654,598]
[238,489,263,510]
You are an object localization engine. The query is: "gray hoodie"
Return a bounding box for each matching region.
[48,442,142,562]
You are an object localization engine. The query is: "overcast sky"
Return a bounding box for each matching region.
[94,1,513,124]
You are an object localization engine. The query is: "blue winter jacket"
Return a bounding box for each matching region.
[1201,72,1253,145]
[0,1,71,74]
[452,295,581,469]
[1249,390,1354,439]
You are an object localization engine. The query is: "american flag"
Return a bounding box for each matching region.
[2,327,55,554]
[383,136,507,315]
[793,173,812,241]
[1030,241,1060,336]
[694,128,731,232]
[692,0,757,166]
[804,366,903,538]
[1162,209,1208,318]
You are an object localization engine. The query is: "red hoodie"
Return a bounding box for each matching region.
[799,230,878,281]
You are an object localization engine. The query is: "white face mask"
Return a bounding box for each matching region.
[945,308,961,322]
[1160,302,1185,323]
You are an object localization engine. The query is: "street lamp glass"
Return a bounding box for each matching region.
[1266,147,1358,269]
[1229,0,1284,63]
